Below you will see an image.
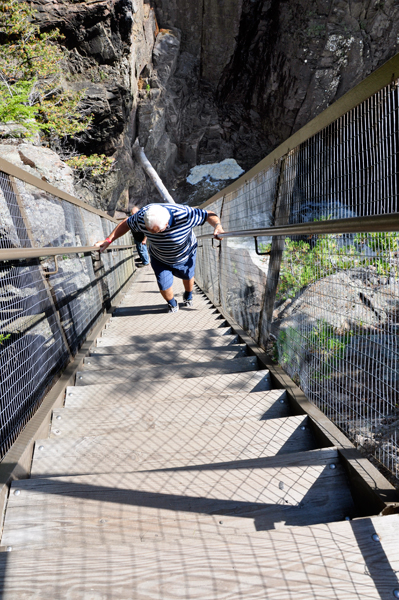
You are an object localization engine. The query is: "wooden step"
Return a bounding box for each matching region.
[112,297,215,316]
[84,345,248,369]
[48,412,312,450]
[1,514,397,599]
[64,388,286,420]
[2,449,356,550]
[96,327,237,349]
[100,317,228,337]
[34,413,313,477]
[65,370,272,408]
[61,390,289,433]
[75,356,259,386]
[93,333,240,355]
[103,310,226,329]
[104,309,223,325]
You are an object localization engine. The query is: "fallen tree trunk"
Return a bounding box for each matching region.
[132,139,175,204]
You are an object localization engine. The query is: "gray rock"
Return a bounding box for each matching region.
[0,143,75,195]
[153,29,181,86]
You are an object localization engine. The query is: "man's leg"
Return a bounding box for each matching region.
[182,277,194,293]
[159,286,174,302]
[181,250,196,307]
[150,255,179,312]
[138,242,150,265]
[182,278,194,306]
[136,242,149,265]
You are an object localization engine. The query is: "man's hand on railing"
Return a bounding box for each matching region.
[213,224,225,240]
[94,237,112,253]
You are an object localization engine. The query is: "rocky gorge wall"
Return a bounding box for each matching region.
[2,0,399,213]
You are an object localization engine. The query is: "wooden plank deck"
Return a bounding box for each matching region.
[49,401,300,437]
[0,516,398,599]
[65,370,271,406]
[75,356,259,386]
[3,448,356,550]
[32,414,316,476]
[83,345,249,367]
[1,268,398,599]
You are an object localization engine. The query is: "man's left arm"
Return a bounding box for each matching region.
[206,211,225,240]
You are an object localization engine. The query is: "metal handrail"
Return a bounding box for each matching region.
[0,158,120,223]
[197,213,399,240]
[0,244,134,261]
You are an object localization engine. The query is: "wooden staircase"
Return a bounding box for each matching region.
[0,267,398,598]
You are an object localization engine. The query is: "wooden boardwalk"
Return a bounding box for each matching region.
[0,266,398,598]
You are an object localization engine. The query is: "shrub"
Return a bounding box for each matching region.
[262,232,399,304]
[0,0,91,138]
[0,333,10,345]
[66,154,115,177]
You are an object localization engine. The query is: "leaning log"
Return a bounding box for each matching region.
[132,139,175,204]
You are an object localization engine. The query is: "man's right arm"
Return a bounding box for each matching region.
[94,217,131,252]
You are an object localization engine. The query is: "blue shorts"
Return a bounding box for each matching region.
[150,249,197,291]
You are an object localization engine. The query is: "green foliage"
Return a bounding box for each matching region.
[267,231,399,304]
[354,231,399,276]
[0,0,91,138]
[0,332,10,345]
[307,23,326,37]
[273,236,356,302]
[0,80,38,132]
[277,320,352,382]
[66,154,115,177]
[355,231,399,252]
[258,242,271,254]
[277,327,303,366]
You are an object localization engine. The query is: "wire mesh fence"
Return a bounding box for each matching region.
[0,171,134,459]
[196,79,399,481]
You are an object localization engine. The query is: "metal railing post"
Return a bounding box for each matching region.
[258,149,299,346]
[77,207,110,311]
[216,195,225,307]
[6,175,72,358]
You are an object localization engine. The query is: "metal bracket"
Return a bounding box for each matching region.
[254,237,271,256]
[43,255,60,277]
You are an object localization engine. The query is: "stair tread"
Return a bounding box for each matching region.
[84,345,248,369]
[64,387,286,415]
[67,370,271,404]
[76,356,259,386]
[111,299,216,316]
[103,310,226,329]
[96,327,236,348]
[100,318,228,336]
[3,449,357,550]
[48,411,312,443]
[35,413,314,477]
[93,336,240,355]
[106,308,223,323]
[60,389,287,426]
[1,515,397,599]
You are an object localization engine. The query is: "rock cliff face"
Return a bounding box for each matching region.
[13,0,399,211]
[153,0,399,173]
[217,0,399,163]
[30,0,159,212]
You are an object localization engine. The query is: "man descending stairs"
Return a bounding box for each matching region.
[0,267,398,598]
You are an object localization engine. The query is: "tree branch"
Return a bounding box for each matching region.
[132,138,175,204]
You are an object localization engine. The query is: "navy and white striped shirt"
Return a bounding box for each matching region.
[127,204,208,265]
